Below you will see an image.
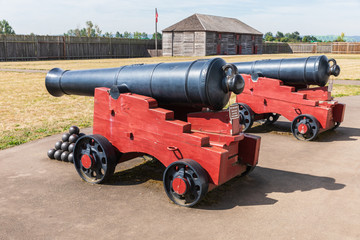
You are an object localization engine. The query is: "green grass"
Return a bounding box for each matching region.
[332,84,360,97]
[0,120,92,150]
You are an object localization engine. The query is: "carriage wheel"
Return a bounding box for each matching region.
[291,114,320,141]
[332,122,341,130]
[163,159,208,207]
[264,113,280,125]
[240,166,256,177]
[73,134,117,184]
[238,103,254,131]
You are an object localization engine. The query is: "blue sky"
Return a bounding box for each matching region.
[0,0,359,36]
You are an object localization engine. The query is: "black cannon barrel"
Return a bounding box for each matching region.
[46,58,244,110]
[233,55,340,86]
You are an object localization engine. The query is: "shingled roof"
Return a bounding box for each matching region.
[163,13,262,35]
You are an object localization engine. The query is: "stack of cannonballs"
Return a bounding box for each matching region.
[47,126,84,163]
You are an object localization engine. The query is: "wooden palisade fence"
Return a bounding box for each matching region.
[263,42,360,54]
[0,35,161,61]
[0,35,359,60]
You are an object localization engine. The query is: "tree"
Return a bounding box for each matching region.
[86,21,93,37]
[335,32,345,42]
[302,35,319,42]
[287,31,301,42]
[0,20,15,34]
[115,31,123,38]
[94,25,102,37]
[264,32,274,41]
[133,31,143,39]
[152,32,162,40]
[103,32,113,38]
[276,31,284,39]
[141,32,149,39]
[123,31,131,38]
[65,21,102,37]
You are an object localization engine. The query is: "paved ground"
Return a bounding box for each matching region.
[1,95,359,240]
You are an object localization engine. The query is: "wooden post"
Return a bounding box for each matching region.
[3,35,7,61]
[36,35,40,60]
[62,36,66,59]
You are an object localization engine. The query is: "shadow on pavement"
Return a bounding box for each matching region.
[106,160,345,210]
[317,126,360,142]
[248,121,291,135]
[248,121,360,142]
[108,159,165,186]
[198,166,345,210]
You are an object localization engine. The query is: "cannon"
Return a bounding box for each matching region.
[233,55,340,86]
[45,58,261,207]
[46,58,244,110]
[232,55,345,140]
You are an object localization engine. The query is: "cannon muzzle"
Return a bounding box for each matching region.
[45,58,244,110]
[233,55,340,86]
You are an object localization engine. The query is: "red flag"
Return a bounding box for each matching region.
[156,9,158,23]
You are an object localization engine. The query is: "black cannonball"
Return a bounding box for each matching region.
[54,150,64,160]
[47,148,56,159]
[69,126,80,135]
[62,133,70,142]
[54,141,63,150]
[61,141,70,151]
[78,133,85,138]
[68,152,74,163]
[68,134,79,143]
[61,151,70,162]
[68,143,75,152]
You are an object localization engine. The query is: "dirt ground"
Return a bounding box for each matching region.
[0,95,359,240]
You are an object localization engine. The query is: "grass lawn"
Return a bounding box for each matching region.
[1,54,359,150]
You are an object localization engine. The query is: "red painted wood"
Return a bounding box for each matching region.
[93,88,261,186]
[172,177,188,195]
[333,103,346,123]
[216,44,221,55]
[236,75,346,131]
[187,110,232,134]
[81,155,93,169]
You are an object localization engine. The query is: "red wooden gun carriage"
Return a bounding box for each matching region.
[233,55,345,140]
[46,58,260,206]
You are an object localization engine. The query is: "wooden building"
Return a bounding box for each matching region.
[162,14,263,57]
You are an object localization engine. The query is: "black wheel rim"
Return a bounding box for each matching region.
[264,113,280,125]
[238,103,254,131]
[73,135,116,184]
[291,115,319,141]
[163,160,208,207]
[241,165,256,177]
[332,122,340,130]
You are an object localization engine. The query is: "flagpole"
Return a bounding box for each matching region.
[155,8,158,57]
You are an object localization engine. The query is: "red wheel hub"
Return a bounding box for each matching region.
[81,154,94,169]
[172,177,188,195]
[298,123,308,134]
